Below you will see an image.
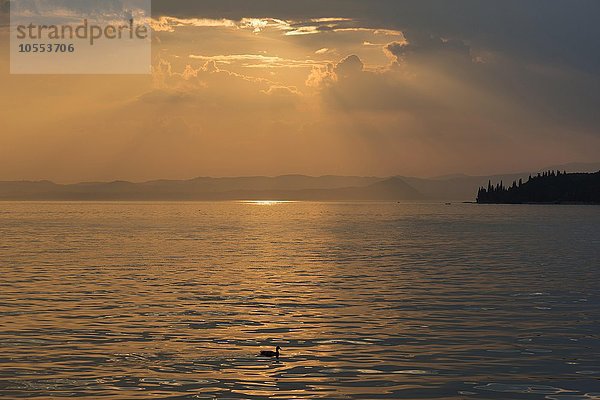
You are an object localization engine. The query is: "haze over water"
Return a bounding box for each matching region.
[1,202,599,399]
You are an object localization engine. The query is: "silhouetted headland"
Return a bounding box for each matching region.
[477,171,600,204]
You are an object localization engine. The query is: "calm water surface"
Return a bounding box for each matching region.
[0,202,599,399]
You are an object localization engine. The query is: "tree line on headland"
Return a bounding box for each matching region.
[477,170,600,204]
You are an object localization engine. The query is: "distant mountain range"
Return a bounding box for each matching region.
[1,162,599,202]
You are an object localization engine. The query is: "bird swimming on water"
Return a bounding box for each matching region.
[259,346,281,359]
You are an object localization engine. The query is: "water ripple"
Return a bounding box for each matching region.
[0,202,599,399]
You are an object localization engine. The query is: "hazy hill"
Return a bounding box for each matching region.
[0,176,417,201]
[542,162,600,173]
[1,163,598,201]
[405,162,600,200]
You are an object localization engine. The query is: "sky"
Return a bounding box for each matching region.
[1,0,599,183]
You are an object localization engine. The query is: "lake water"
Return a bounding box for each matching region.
[0,202,599,399]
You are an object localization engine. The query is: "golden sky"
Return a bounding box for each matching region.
[1,1,599,183]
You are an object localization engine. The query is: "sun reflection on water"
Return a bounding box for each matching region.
[0,202,599,399]
[241,200,295,206]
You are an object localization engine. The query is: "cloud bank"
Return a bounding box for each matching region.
[0,0,598,182]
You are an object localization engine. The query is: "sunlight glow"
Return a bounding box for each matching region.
[242,200,295,206]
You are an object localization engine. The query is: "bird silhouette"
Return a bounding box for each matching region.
[259,346,281,359]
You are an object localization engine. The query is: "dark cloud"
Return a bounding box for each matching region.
[151,0,366,20]
[150,0,600,135]
[152,0,600,74]
[312,55,431,113]
[311,48,600,134]
[11,0,136,16]
[335,55,363,78]
[386,34,471,62]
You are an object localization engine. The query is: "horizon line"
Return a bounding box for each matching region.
[2,161,600,186]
